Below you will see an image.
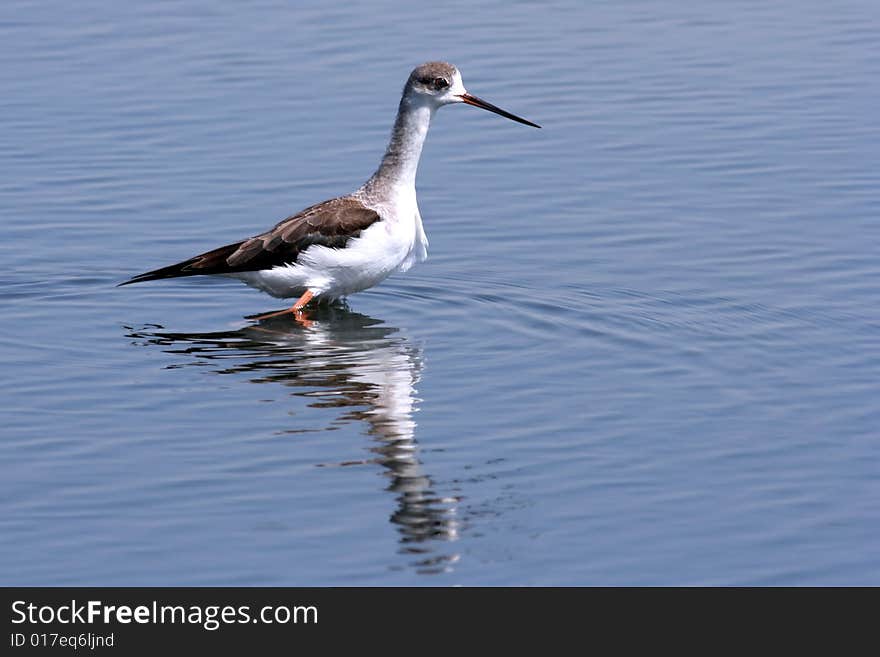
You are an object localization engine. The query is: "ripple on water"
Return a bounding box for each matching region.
[2,0,880,585]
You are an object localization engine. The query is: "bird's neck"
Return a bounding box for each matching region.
[363,95,433,196]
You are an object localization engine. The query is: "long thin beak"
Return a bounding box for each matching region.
[457,93,541,128]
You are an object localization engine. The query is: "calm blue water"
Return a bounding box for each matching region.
[1,0,878,585]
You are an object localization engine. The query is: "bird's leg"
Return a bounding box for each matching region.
[291,290,316,328]
[251,290,314,321]
[292,290,314,312]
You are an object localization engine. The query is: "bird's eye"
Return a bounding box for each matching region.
[418,75,449,90]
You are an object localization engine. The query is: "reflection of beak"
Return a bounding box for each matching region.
[457,93,541,128]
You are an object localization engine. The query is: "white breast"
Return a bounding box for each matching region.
[230,189,428,300]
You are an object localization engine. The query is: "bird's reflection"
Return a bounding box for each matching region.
[125,305,460,574]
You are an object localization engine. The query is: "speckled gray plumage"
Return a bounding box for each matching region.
[361,62,457,197]
[407,61,458,86]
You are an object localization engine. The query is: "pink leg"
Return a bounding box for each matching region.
[252,290,314,321]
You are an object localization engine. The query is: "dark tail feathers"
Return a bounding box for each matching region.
[118,241,244,287]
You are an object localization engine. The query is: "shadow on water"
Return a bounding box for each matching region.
[124,304,461,575]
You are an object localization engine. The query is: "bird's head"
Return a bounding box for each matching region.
[406,61,541,128]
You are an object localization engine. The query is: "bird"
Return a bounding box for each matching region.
[119,61,540,321]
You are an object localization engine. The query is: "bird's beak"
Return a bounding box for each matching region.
[457,93,541,128]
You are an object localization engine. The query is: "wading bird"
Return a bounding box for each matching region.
[120,62,540,320]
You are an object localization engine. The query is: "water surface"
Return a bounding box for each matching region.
[1,0,878,585]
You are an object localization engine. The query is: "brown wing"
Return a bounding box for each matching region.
[120,197,381,286]
[226,197,380,269]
